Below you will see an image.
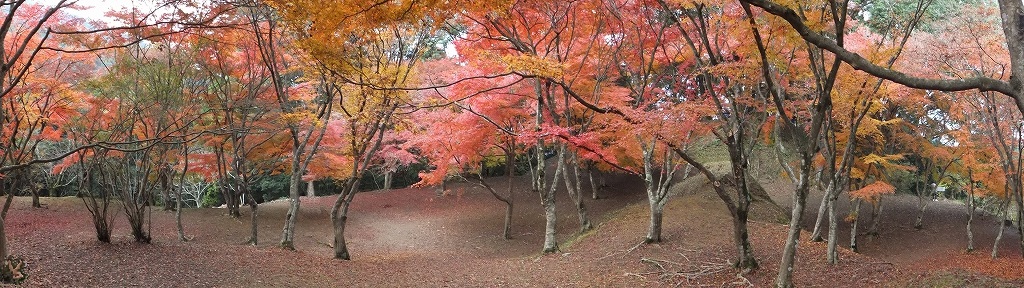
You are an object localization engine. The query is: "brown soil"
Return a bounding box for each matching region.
[4,171,1023,287]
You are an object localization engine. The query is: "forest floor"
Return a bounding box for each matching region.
[5,170,1024,287]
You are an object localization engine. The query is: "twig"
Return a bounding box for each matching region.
[623,240,646,257]
[642,257,685,267]
[731,272,754,287]
[597,250,621,260]
[641,258,667,271]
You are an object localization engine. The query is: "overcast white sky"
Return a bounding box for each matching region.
[37,0,144,21]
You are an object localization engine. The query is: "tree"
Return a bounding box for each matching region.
[192,9,290,245]
[457,0,618,253]
[0,0,92,259]
[735,0,1024,270]
[238,2,334,250]
[268,0,459,258]
[413,61,530,239]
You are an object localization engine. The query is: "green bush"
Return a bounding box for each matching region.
[200,185,223,208]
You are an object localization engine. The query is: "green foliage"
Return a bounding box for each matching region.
[853,0,984,33]
[357,162,429,191]
[480,154,532,177]
[886,168,918,195]
[252,174,292,202]
[200,185,222,208]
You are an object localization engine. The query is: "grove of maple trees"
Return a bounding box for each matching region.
[3,0,1024,286]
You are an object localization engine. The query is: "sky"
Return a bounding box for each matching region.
[36,0,144,22]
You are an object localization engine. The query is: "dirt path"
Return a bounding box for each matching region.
[761,176,1024,282]
[3,172,1022,286]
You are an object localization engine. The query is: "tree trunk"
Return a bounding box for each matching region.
[223,185,240,218]
[2,192,14,219]
[993,201,1007,259]
[776,170,810,287]
[914,201,926,230]
[331,180,359,260]
[383,171,394,191]
[161,170,173,211]
[540,150,564,254]
[280,169,302,250]
[333,213,350,260]
[247,198,259,246]
[588,166,599,200]
[0,182,7,258]
[30,188,40,209]
[1015,182,1024,259]
[868,196,883,237]
[966,194,975,253]
[0,217,6,260]
[850,199,862,253]
[810,193,829,242]
[646,203,663,243]
[306,181,316,197]
[503,150,515,240]
[162,188,172,211]
[826,195,839,264]
[914,185,931,229]
[176,187,186,242]
[562,154,592,232]
[732,207,757,269]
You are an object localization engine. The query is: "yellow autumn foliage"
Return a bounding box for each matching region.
[501,54,565,79]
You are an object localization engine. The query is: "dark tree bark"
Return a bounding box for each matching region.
[966,170,976,252]
[563,152,592,233]
[868,196,883,237]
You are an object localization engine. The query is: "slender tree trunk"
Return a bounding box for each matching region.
[385,171,395,191]
[914,185,931,229]
[562,154,592,232]
[0,216,6,260]
[280,164,302,250]
[826,195,839,263]
[732,204,757,269]
[247,197,259,246]
[224,186,240,218]
[914,200,926,230]
[0,183,7,259]
[333,214,349,259]
[588,165,599,200]
[1015,181,1024,259]
[541,149,564,253]
[162,187,172,211]
[810,193,829,242]
[850,199,862,253]
[306,181,316,197]
[966,193,975,253]
[30,188,40,209]
[331,180,359,260]
[0,190,13,220]
[868,196,883,237]
[503,150,515,240]
[176,187,186,242]
[778,183,802,282]
[501,200,514,240]
[992,202,1007,259]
